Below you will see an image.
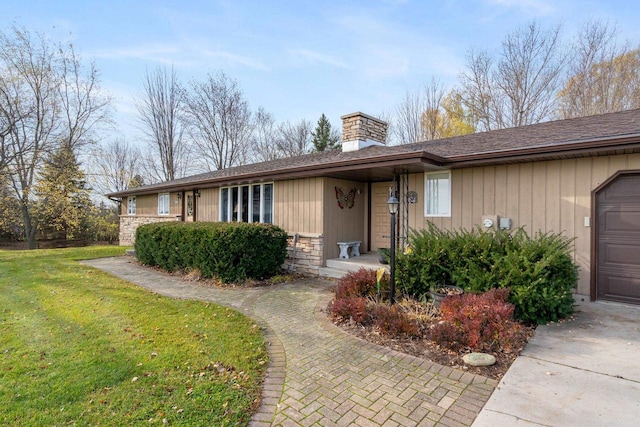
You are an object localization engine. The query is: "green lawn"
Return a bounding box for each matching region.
[0,247,268,426]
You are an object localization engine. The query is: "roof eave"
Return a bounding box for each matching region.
[445,134,640,167]
[106,150,447,198]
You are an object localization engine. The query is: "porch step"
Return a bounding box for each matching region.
[319,253,388,279]
[318,266,350,279]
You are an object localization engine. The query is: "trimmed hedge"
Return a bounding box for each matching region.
[397,223,578,324]
[135,222,288,283]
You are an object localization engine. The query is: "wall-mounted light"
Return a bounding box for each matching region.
[194,189,201,198]
[177,193,182,201]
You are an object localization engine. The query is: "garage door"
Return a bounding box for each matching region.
[596,173,640,304]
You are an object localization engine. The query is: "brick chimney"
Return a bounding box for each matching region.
[341,112,388,152]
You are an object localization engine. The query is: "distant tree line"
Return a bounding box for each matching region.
[0,25,341,246]
[3,18,640,247]
[389,19,640,144]
[132,67,342,183]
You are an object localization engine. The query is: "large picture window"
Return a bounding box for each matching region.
[425,171,451,217]
[127,196,136,215]
[220,183,273,224]
[158,193,170,215]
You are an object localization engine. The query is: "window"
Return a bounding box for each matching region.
[425,171,451,217]
[220,183,273,224]
[221,188,229,222]
[127,196,136,215]
[158,193,170,215]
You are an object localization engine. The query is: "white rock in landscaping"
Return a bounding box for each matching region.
[463,352,496,367]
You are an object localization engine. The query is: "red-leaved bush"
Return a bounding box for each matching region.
[329,297,371,325]
[334,268,378,299]
[329,269,378,325]
[429,288,523,352]
[372,304,419,337]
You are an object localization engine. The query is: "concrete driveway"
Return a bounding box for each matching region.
[473,299,640,427]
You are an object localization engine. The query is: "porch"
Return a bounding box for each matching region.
[318,252,389,279]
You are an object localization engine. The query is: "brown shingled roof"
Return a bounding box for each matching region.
[108,108,640,198]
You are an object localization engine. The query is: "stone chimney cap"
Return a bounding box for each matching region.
[340,111,384,122]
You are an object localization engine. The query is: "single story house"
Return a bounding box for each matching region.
[108,110,640,306]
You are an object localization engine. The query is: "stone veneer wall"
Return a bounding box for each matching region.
[284,233,323,275]
[341,112,388,144]
[119,215,181,246]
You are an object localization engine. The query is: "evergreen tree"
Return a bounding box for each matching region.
[33,146,94,241]
[0,171,22,240]
[311,113,341,152]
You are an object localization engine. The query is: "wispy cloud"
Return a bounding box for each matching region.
[91,42,269,72]
[202,49,270,71]
[486,0,556,16]
[288,49,351,69]
[90,44,184,65]
[331,12,463,82]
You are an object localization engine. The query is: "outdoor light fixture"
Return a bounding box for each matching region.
[194,189,201,198]
[387,194,399,304]
[387,195,399,215]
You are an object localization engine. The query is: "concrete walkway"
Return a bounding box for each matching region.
[83,256,497,426]
[472,300,640,427]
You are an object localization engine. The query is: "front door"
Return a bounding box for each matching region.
[185,192,194,222]
[371,182,393,250]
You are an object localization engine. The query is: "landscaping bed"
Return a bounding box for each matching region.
[332,308,535,380]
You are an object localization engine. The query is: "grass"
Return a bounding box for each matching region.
[0,246,268,426]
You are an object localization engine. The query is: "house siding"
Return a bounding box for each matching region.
[322,178,366,260]
[274,178,324,234]
[195,188,219,221]
[420,153,640,296]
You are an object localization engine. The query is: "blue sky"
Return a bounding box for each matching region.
[3,0,640,142]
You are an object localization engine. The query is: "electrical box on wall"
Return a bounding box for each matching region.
[499,217,512,230]
[481,214,498,229]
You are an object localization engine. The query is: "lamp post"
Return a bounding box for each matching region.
[387,194,399,305]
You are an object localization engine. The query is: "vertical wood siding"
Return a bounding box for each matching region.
[273,178,324,234]
[322,178,366,260]
[416,153,640,295]
[195,188,219,222]
[120,193,181,217]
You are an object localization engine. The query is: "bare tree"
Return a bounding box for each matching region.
[57,43,112,151]
[0,28,63,249]
[393,90,426,144]
[393,78,454,143]
[460,21,565,130]
[184,70,253,171]
[275,119,312,157]
[250,107,280,162]
[420,78,447,141]
[0,27,111,248]
[90,138,142,196]
[135,65,189,182]
[558,20,640,118]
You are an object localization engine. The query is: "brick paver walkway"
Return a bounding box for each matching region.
[83,257,497,426]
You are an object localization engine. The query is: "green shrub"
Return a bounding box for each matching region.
[397,223,577,324]
[429,288,523,351]
[135,222,288,283]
